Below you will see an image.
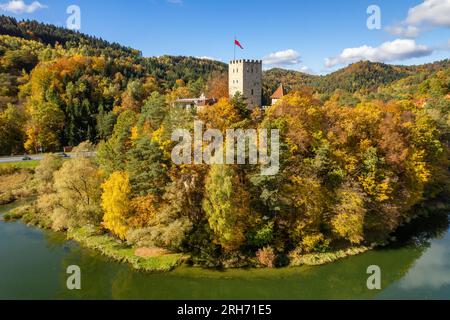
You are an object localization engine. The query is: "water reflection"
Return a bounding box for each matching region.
[1,203,449,300]
[399,239,450,290]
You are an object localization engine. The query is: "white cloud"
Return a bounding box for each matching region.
[399,243,450,290]
[325,39,433,68]
[166,0,182,4]
[196,56,221,62]
[263,49,301,66]
[0,0,47,14]
[298,66,315,75]
[386,0,450,37]
[406,0,450,27]
[385,25,421,38]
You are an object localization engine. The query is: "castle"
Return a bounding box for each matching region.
[175,59,283,110]
[228,59,262,109]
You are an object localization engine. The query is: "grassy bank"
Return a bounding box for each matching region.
[67,226,185,272]
[288,246,372,267]
[0,160,40,169]
[0,168,35,205]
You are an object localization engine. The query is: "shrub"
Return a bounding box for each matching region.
[299,233,330,254]
[34,154,62,193]
[256,246,276,268]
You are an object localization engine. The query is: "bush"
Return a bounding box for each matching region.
[256,246,276,268]
[34,154,62,193]
[248,222,274,248]
[299,233,330,254]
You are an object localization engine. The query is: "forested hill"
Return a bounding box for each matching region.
[0,15,139,56]
[263,59,450,99]
[0,16,228,153]
[0,15,227,87]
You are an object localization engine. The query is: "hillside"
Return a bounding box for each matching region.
[0,15,138,57]
[263,59,449,100]
[262,68,316,103]
[0,17,226,153]
[0,15,227,90]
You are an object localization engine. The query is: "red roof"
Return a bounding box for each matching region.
[271,84,286,99]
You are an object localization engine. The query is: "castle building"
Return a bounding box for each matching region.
[229,59,262,109]
[174,93,217,111]
[270,84,286,105]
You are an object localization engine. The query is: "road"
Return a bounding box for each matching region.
[0,155,45,163]
[0,152,95,164]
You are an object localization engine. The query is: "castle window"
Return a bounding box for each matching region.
[251,89,254,95]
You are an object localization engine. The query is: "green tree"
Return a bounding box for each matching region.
[203,165,253,252]
[0,104,26,155]
[96,110,138,175]
[126,136,168,197]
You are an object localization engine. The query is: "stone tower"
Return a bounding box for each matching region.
[229,59,262,109]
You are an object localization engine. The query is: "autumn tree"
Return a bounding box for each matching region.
[34,153,63,193]
[331,185,366,244]
[0,104,26,155]
[24,101,65,153]
[206,71,228,99]
[101,171,131,240]
[52,158,103,230]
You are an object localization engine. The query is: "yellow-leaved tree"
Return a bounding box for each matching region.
[101,171,131,240]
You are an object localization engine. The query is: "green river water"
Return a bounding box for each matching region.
[0,201,449,300]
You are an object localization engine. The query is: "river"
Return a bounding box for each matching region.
[0,202,449,300]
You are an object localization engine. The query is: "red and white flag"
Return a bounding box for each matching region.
[234,39,244,49]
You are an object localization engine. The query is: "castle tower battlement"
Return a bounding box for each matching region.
[229,59,262,109]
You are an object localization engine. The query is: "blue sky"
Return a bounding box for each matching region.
[1,0,449,74]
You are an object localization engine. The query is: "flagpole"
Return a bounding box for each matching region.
[234,35,236,61]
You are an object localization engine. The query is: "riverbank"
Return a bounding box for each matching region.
[1,198,373,272]
[68,226,185,272]
[1,203,185,273]
[0,167,35,205]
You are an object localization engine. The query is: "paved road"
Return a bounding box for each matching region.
[0,155,44,163]
[0,152,94,164]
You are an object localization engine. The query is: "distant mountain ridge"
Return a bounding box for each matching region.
[263,60,449,99]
